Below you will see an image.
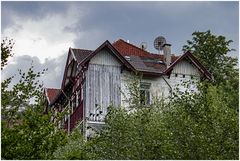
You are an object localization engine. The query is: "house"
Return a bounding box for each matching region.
[44,38,212,136]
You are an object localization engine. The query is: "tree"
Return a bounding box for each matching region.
[52,128,89,160]
[50,68,238,160]
[86,83,238,160]
[182,30,239,110]
[1,38,14,70]
[1,39,67,159]
[182,30,238,84]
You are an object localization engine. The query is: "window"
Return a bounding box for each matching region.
[81,86,83,101]
[76,90,80,108]
[175,73,178,77]
[140,82,151,105]
[71,95,76,113]
[182,74,185,78]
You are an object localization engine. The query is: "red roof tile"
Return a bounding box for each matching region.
[112,39,179,73]
[112,39,179,62]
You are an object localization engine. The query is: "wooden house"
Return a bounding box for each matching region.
[44,39,212,136]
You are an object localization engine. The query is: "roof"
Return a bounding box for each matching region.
[112,39,178,73]
[69,39,179,73]
[71,48,92,64]
[112,39,179,62]
[45,88,61,104]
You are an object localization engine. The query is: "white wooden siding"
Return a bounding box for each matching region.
[90,49,121,66]
[85,49,122,120]
[172,60,200,76]
[120,60,201,107]
[85,64,121,118]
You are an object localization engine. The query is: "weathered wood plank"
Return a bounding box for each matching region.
[85,64,121,119]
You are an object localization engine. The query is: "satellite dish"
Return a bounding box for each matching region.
[154,36,166,51]
[140,42,147,50]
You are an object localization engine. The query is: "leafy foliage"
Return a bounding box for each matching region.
[182,30,238,84]
[182,30,239,111]
[1,39,68,159]
[86,83,238,160]
[1,38,14,69]
[53,128,86,160]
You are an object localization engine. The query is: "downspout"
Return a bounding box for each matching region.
[162,75,172,97]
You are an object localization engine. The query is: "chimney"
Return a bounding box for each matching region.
[163,44,171,67]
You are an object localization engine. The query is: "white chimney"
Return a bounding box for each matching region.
[163,44,171,68]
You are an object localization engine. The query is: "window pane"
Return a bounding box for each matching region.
[140,90,145,105]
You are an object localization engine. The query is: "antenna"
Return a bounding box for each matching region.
[140,42,147,50]
[154,36,166,54]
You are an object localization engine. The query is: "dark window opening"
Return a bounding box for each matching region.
[71,95,76,113]
[183,74,185,78]
[175,73,178,77]
[140,82,151,105]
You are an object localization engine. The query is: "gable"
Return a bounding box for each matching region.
[81,40,135,70]
[172,59,200,76]
[90,49,121,66]
[164,51,212,80]
[61,49,78,89]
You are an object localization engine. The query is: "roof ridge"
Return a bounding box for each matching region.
[72,48,93,52]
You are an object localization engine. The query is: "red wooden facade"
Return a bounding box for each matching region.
[64,100,83,131]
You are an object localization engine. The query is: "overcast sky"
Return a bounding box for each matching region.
[1,1,239,89]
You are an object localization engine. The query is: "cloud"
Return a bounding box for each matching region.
[1,54,67,89]
[1,1,238,90]
[2,4,89,62]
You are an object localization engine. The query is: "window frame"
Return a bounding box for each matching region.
[140,82,151,105]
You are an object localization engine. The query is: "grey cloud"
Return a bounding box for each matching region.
[69,1,238,57]
[1,1,74,31]
[2,1,238,56]
[1,54,67,89]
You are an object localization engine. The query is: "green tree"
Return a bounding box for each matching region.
[87,83,238,160]
[1,38,14,70]
[182,30,238,84]
[53,128,86,160]
[50,71,238,160]
[182,30,239,110]
[1,39,67,159]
